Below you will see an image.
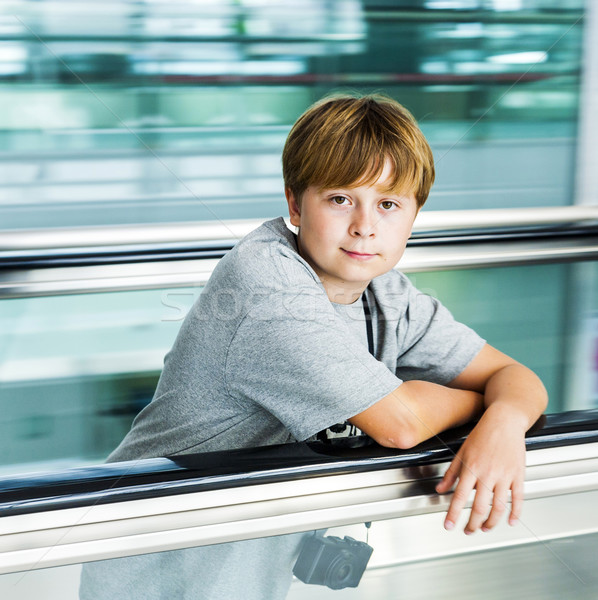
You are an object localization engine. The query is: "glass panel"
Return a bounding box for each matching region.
[411,261,598,415]
[0,258,597,472]
[289,530,598,600]
[406,263,570,414]
[0,286,201,473]
[2,525,597,599]
[0,0,585,228]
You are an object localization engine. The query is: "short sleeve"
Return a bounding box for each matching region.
[225,288,401,441]
[394,283,486,384]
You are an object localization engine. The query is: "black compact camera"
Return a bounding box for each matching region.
[293,533,373,590]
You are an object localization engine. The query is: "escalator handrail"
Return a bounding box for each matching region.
[2,206,598,266]
[1,409,597,518]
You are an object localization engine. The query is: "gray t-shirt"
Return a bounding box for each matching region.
[80,217,485,600]
[108,217,484,462]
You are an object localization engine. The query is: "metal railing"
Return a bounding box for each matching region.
[1,410,598,574]
[2,206,598,298]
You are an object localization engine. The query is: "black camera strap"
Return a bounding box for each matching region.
[361,289,375,357]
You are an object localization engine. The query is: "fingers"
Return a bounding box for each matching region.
[436,443,525,534]
[463,483,495,534]
[480,484,508,531]
[438,460,524,533]
[443,470,476,531]
[435,455,461,495]
[509,479,524,526]
[442,480,523,534]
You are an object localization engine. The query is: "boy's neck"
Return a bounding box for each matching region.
[324,282,369,305]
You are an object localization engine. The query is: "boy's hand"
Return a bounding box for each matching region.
[435,405,527,534]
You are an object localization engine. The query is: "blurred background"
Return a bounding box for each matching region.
[0,0,596,473]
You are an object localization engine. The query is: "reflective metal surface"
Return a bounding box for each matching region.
[2,207,598,252]
[2,238,598,298]
[2,426,598,574]
[0,258,218,298]
[3,210,598,298]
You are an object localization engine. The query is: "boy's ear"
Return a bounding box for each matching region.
[285,188,301,227]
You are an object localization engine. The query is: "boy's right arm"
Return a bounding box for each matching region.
[349,344,548,534]
[348,380,485,449]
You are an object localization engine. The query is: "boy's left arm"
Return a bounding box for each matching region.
[435,343,548,534]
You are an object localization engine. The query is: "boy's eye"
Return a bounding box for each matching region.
[380,200,396,210]
[331,196,349,205]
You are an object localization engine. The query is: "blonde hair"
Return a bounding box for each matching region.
[282,93,434,208]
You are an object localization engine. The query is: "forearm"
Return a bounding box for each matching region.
[481,363,548,432]
[397,380,485,447]
[350,353,547,450]
[350,380,484,449]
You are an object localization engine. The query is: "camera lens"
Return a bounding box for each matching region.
[324,550,354,590]
[337,564,352,580]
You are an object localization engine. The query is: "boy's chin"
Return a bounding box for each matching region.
[346,263,395,280]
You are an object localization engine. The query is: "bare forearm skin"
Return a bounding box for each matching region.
[350,344,548,452]
[481,363,548,431]
[350,380,485,449]
[350,351,547,451]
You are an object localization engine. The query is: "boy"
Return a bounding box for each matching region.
[80,94,547,599]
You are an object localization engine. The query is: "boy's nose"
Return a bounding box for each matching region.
[349,210,377,237]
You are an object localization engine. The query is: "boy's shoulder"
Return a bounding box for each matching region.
[237,216,296,256]
[208,217,322,293]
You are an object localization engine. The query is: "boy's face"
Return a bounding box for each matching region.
[286,159,419,304]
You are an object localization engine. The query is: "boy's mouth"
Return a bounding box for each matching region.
[341,248,377,261]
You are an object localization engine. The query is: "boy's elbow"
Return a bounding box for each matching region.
[371,425,421,450]
[539,382,549,412]
[350,385,424,450]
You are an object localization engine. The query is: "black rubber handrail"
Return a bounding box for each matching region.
[1,409,597,517]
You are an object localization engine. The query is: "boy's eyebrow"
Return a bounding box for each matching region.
[319,184,412,196]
